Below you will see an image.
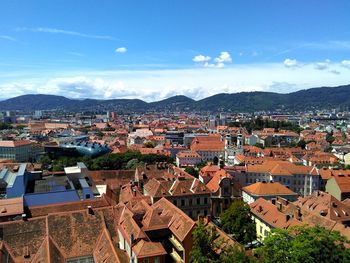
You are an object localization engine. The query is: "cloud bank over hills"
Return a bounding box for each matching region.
[1,61,349,102]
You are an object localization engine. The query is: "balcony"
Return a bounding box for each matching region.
[170,249,184,263]
[169,235,184,251]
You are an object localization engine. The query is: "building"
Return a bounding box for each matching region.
[190,135,225,162]
[250,191,350,242]
[117,197,196,263]
[59,141,111,158]
[326,173,350,201]
[0,140,37,162]
[199,164,221,184]
[205,169,240,217]
[0,162,98,207]
[0,197,23,222]
[233,161,320,196]
[0,206,127,262]
[250,197,301,241]
[242,181,298,204]
[143,176,211,220]
[224,134,244,166]
[176,151,202,167]
[165,131,185,145]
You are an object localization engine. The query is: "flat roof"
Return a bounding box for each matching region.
[34,175,73,193]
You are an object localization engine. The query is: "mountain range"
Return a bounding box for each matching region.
[1,84,349,112]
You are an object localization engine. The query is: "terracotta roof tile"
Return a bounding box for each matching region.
[242,182,297,196]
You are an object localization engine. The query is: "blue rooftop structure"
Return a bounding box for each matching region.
[0,163,97,207]
[0,163,27,198]
[60,141,111,158]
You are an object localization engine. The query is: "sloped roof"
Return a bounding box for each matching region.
[250,198,301,229]
[294,191,350,223]
[206,169,231,193]
[242,182,297,196]
[333,174,350,193]
[152,198,195,242]
[132,240,167,258]
[246,161,319,176]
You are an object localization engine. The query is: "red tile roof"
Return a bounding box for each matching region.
[242,182,297,196]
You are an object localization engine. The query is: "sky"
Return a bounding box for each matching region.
[0,0,350,101]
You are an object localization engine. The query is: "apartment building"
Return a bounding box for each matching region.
[233,161,320,196]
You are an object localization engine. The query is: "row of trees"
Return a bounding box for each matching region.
[39,151,174,171]
[229,117,302,134]
[0,122,12,130]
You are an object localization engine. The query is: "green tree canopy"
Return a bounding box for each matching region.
[256,225,350,263]
[220,200,257,244]
[191,221,255,263]
[184,166,198,178]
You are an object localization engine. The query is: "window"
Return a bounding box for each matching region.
[173,200,177,206]
[85,194,90,199]
[197,198,200,205]
[154,257,160,263]
[260,226,263,234]
[181,199,185,206]
[189,199,192,206]
[223,187,229,195]
[143,259,149,263]
[204,197,208,204]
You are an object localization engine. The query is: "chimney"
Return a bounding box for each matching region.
[285,214,291,222]
[22,213,27,221]
[130,234,135,245]
[23,246,30,259]
[277,202,282,212]
[294,207,301,220]
[87,206,94,215]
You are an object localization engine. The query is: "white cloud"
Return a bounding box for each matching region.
[0,35,17,42]
[197,51,232,68]
[115,47,127,53]
[283,58,301,68]
[1,62,349,102]
[341,60,350,69]
[192,55,211,62]
[214,51,232,63]
[314,59,331,70]
[16,27,115,40]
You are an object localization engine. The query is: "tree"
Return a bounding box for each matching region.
[0,122,12,130]
[143,141,155,148]
[220,245,256,263]
[38,155,52,171]
[256,225,350,263]
[220,200,257,244]
[297,139,306,149]
[326,130,335,144]
[191,221,218,263]
[254,143,264,149]
[184,166,198,178]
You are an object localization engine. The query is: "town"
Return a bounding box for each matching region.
[1,1,350,262]
[0,105,349,262]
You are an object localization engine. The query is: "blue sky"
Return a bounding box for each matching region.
[0,0,350,101]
